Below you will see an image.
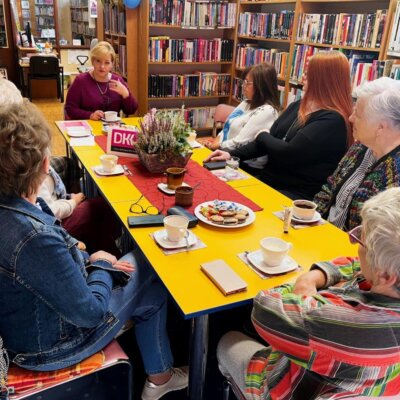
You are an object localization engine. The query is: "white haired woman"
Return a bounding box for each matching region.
[217,187,400,399]
[314,77,400,231]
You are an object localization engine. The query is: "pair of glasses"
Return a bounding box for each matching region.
[242,80,254,87]
[129,194,162,215]
[348,225,365,247]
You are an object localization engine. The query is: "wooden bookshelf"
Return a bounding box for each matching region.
[70,0,96,46]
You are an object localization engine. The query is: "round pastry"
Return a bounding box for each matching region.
[220,210,236,217]
[235,214,247,223]
[236,209,249,216]
[210,215,224,224]
[223,217,238,225]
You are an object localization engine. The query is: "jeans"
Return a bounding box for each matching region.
[32,250,173,375]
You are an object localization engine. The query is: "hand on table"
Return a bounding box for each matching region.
[109,79,129,98]
[90,110,104,121]
[204,149,231,163]
[292,269,327,296]
[71,192,85,205]
[204,140,220,151]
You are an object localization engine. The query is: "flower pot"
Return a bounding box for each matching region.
[136,150,192,174]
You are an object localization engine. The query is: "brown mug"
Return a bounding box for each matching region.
[175,186,194,207]
[164,167,186,190]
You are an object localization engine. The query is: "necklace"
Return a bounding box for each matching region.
[95,80,109,95]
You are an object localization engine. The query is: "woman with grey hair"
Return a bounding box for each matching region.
[314,76,400,231]
[0,77,23,105]
[217,187,400,399]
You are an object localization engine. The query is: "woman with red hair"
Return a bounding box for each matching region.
[205,51,353,200]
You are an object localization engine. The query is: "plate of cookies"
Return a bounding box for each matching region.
[194,200,255,228]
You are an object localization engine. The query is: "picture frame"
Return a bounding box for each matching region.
[22,9,30,18]
[0,68,8,79]
[21,0,29,9]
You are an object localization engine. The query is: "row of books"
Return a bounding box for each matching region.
[148,73,231,98]
[71,21,95,36]
[297,11,387,49]
[36,16,54,28]
[238,11,294,40]
[35,6,54,16]
[35,0,53,4]
[148,37,234,62]
[70,0,87,7]
[115,45,127,77]
[232,77,285,104]
[71,9,89,22]
[235,44,288,77]
[104,4,126,35]
[149,0,236,28]
[165,107,216,129]
[388,1,400,54]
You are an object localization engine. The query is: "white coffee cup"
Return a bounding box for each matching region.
[163,215,189,242]
[260,237,292,267]
[104,111,118,122]
[187,130,197,144]
[292,200,317,221]
[100,154,118,173]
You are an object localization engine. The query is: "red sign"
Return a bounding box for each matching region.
[106,127,139,158]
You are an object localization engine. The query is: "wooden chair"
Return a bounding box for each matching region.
[28,56,64,103]
[7,340,132,400]
[212,104,235,137]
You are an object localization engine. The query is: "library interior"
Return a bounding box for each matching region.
[1,0,400,400]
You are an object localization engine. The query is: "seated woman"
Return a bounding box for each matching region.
[65,41,138,120]
[314,77,400,231]
[217,187,400,399]
[206,63,280,170]
[0,103,187,400]
[205,51,353,200]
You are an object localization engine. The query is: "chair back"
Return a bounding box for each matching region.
[29,56,59,77]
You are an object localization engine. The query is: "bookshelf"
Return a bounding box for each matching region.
[135,0,238,130]
[0,0,6,47]
[383,0,400,79]
[70,0,97,46]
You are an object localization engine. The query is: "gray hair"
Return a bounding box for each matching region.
[361,187,400,282]
[0,78,23,106]
[354,77,400,130]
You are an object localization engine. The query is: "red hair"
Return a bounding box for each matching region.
[299,51,353,147]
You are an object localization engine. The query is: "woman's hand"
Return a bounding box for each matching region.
[71,192,85,205]
[204,149,231,162]
[204,140,220,151]
[113,260,135,273]
[109,79,129,99]
[89,251,117,265]
[90,110,104,121]
[292,269,327,296]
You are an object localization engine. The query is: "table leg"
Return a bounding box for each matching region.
[189,314,209,400]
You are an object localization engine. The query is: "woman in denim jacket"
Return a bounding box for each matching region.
[0,102,187,400]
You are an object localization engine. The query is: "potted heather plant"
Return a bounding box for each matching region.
[134,108,193,173]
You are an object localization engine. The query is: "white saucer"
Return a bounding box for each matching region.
[291,211,321,224]
[246,249,298,275]
[153,229,197,249]
[93,164,124,176]
[101,117,121,123]
[157,182,189,195]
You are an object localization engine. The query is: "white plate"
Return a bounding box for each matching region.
[157,182,189,195]
[194,200,255,229]
[247,250,298,275]
[291,211,321,224]
[66,129,92,138]
[101,117,121,123]
[153,229,197,249]
[93,164,124,176]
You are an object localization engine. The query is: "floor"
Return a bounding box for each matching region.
[32,97,239,400]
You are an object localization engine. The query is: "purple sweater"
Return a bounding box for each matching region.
[65,72,138,120]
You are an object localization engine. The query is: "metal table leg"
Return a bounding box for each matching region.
[189,314,209,400]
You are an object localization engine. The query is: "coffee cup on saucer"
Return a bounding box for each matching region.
[292,200,317,221]
[164,167,186,190]
[260,237,292,267]
[100,154,118,173]
[163,215,189,242]
[104,111,119,122]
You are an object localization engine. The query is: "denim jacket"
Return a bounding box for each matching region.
[0,195,121,370]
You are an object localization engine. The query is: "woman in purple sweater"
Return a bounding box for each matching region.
[65,41,138,120]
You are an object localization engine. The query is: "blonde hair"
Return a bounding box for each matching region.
[0,102,51,197]
[90,41,116,64]
[299,51,353,147]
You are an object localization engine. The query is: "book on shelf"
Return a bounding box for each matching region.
[164,107,216,129]
[388,1,400,53]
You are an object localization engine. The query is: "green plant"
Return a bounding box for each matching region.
[135,108,192,161]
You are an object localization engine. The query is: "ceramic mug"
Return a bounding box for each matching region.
[175,186,194,207]
[164,167,186,190]
[104,111,118,122]
[260,237,292,267]
[292,199,317,221]
[163,215,189,242]
[100,154,118,173]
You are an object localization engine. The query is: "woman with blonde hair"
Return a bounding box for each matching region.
[205,51,353,199]
[65,41,138,120]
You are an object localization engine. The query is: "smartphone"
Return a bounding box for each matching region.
[203,161,226,171]
[127,215,164,228]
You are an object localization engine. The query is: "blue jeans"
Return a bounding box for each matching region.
[33,250,173,375]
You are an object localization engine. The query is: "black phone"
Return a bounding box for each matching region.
[203,161,226,170]
[127,215,164,228]
[167,206,198,228]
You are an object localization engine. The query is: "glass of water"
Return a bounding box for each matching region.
[225,156,240,179]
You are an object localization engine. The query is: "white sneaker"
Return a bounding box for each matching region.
[141,367,189,400]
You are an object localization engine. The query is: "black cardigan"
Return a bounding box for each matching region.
[230,100,348,199]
